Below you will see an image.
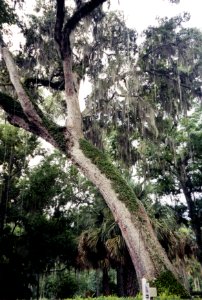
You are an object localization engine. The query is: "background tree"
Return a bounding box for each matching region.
[0,130,78,299]
[131,16,202,259]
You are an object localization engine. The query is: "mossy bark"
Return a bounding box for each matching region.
[76,138,189,297]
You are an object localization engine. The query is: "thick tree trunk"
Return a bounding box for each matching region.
[116,264,124,297]
[102,267,110,296]
[124,266,139,296]
[70,139,170,282]
[182,185,202,260]
[123,254,139,296]
[117,260,139,297]
[62,52,172,281]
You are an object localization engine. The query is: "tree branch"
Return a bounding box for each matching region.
[54,0,65,52]
[0,91,67,150]
[1,47,45,125]
[24,77,65,91]
[0,91,45,137]
[61,0,107,57]
[0,46,67,148]
[64,0,107,34]
[147,68,192,91]
[0,91,28,120]
[75,0,83,9]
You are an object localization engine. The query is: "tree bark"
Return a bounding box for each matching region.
[70,138,172,282]
[116,260,139,297]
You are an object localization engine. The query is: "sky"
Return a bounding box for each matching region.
[9,0,202,51]
[108,0,202,33]
[16,0,202,32]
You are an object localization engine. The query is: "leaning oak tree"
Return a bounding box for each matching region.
[0,0,189,296]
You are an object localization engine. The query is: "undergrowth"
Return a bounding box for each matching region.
[65,294,200,300]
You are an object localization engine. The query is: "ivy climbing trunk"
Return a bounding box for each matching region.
[0,0,190,296]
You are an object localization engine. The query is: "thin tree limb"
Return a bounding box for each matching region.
[24,77,65,91]
[75,0,83,9]
[54,0,65,51]
[147,68,193,91]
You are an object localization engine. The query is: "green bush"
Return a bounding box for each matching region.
[44,273,79,299]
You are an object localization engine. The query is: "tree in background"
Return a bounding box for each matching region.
[0,124,37,235]
[133,16,202,260]
[0,124,38,299]
[0,126,78,299]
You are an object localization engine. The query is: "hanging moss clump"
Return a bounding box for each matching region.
[79,138,139,211]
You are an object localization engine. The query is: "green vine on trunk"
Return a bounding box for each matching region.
[79,138,138,211]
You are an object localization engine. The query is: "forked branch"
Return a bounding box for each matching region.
[54,0,107,58]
